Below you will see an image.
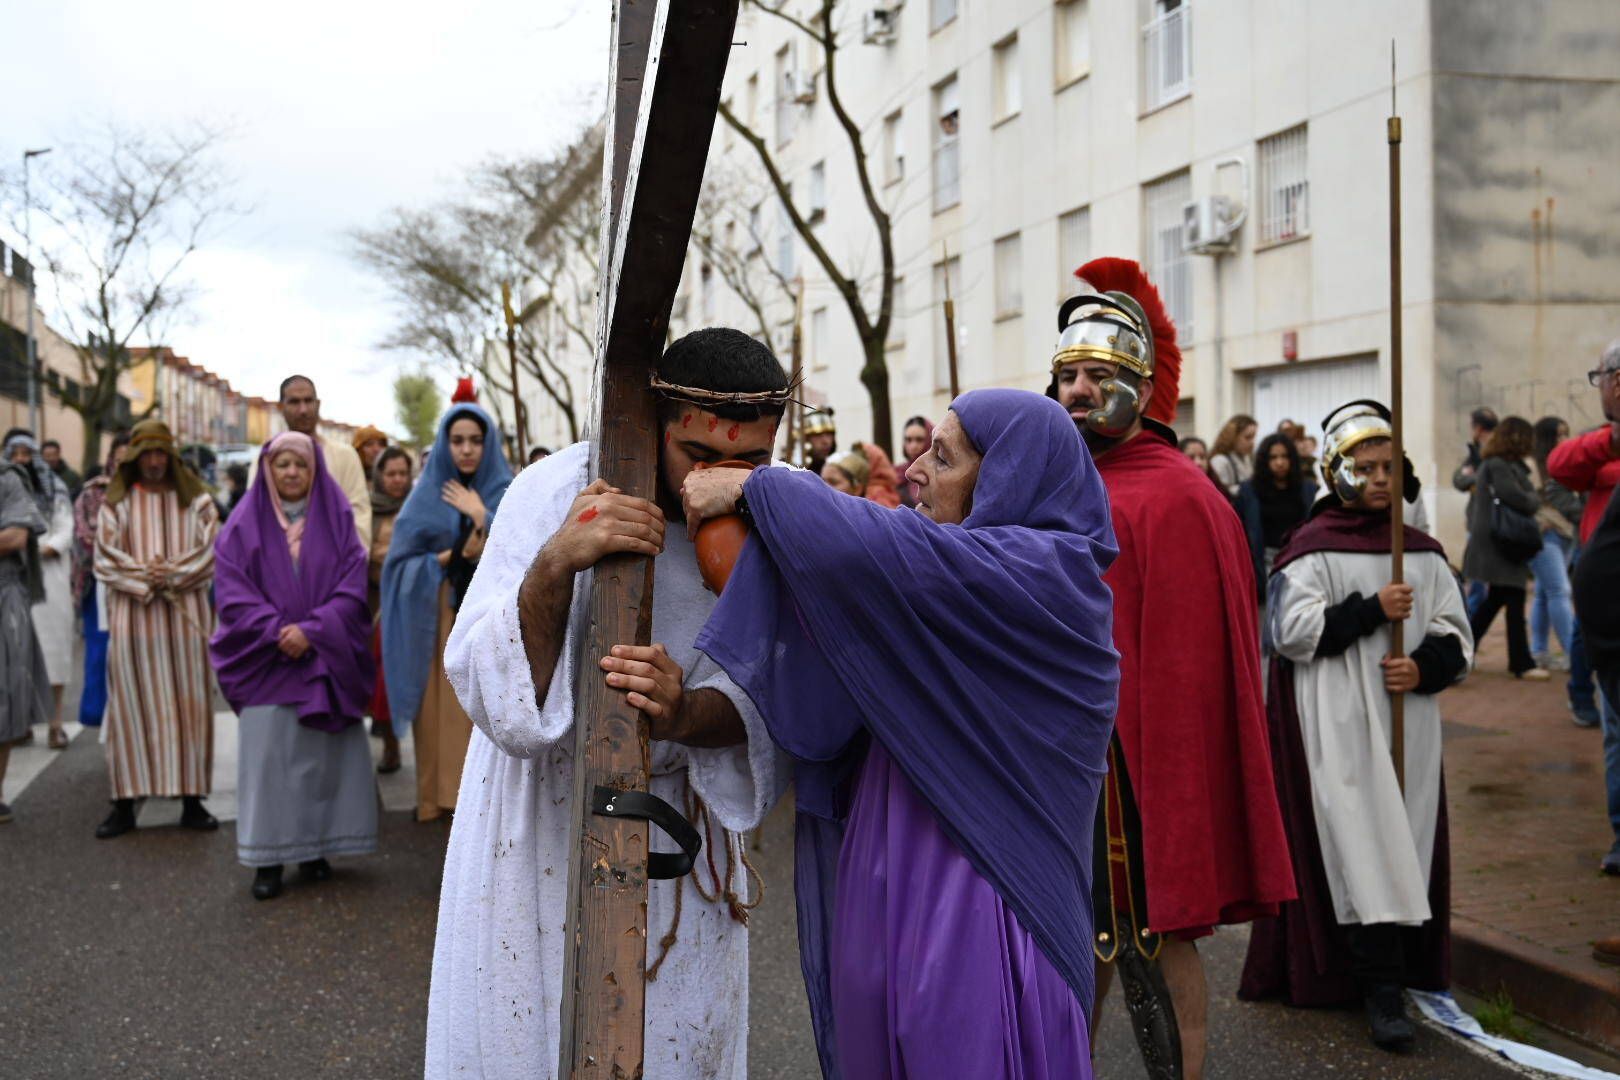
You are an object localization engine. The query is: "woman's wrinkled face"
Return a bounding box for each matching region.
[271,450,312,502]
[902,423,930,462]
[448,417,485,475]
[905,410,983,525]
[820,462,859,496]
[1268,443,1292,481]
[380,455,412,500]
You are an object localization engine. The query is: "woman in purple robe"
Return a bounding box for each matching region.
[211,431,377,901]
[689,389,1120,1079]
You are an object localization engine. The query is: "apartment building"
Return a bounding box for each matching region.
[501,0,1620,549]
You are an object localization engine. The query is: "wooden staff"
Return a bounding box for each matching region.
[556,1,740,1074]
[941,241,960,400]
[789,275,804,464]
[501,281,528,462]
[1388,47,1406,793]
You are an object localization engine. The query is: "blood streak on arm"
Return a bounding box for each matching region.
[578,508,600,523]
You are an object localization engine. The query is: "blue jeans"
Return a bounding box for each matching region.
[1600,677,1620,853]
[1530,530,1576,657]
[1465,577,1489,618]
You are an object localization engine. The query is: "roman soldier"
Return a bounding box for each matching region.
[802,408,837,474]
[1050,258,1295,1079]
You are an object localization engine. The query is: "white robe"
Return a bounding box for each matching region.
[427,442,787,1080]
[33,490,75,686]
[1269,546,1472,926]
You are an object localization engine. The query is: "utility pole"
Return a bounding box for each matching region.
[23,147,52,436]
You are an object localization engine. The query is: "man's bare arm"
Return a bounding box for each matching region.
[658,688,747,749]
[517,545,576,704]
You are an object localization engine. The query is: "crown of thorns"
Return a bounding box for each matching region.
[649,371,807,410]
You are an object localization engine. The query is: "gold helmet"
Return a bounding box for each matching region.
[1049,292,1155,437]
[802,408,837,438]
[1319,400,1393,502]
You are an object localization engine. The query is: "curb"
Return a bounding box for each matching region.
[1453,915,1620,1054]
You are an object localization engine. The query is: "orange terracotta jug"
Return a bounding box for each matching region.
[691,460,756,595]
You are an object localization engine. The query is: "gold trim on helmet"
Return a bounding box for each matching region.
[1051,343,1154,381]
[802,414,836,437]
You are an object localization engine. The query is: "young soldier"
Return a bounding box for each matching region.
[1051,258,1295,1080]
[1240,400,1472,1052]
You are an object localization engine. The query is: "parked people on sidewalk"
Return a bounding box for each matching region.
[427,329,786,1079]
[894,414,933,507]
[367,446,411,774]
[1052,260,1295,1079]
[352,425,388,483]
[1530,417,1581,671]
[1236,433,1317,603]
[72,433,131,729]
[92,420,220,839]
[1464,416,1549,680]
[1555,340,1620,871]
[40,439,82,499]
[1454,407,1500,615]
[5,431,75,749]
[211,431,378,901]
[1240,400,1472,1053]
[1209,413,1259,499]
[381,397,512,823]
[274,376,370,546]
[0,451,51,824]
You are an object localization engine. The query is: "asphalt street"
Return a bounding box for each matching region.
[0,731,1592,1080]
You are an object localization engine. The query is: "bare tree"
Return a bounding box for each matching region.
[3,124,242,466]
[689,164,800,354]
[718,0,898,450]
[352,126,603,448]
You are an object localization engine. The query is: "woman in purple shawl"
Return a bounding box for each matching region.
[689,388,1120,1079]
[211,431,378,901]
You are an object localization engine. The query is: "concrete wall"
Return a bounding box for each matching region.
[1428,0,1620,549]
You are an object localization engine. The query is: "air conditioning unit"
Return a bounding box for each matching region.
[863,6,899,45]
[1183,195,1240,254]
[784,71,818,105]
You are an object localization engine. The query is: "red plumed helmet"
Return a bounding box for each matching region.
[451,376,478,404]
[1074,257,1182,425]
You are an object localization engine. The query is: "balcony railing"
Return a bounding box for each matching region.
[1142,5,1191,112]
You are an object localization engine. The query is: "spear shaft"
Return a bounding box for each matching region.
[1388,70,1406,793]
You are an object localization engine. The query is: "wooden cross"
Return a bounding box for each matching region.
[557,0,741,1075]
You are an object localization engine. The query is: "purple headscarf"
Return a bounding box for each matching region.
[696,388,1120,1070]
[210,435,374,732]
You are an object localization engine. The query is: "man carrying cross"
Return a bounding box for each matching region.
[426,328,789,1080]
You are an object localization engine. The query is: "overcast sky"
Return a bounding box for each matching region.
[3,0,607,434]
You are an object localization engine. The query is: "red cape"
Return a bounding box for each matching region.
[1095,426,1296,932]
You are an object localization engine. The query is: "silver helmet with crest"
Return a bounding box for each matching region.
[1050,292,1155,438]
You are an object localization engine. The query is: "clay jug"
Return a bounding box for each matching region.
[691,460,756,595]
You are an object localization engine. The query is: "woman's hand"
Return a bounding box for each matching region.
[600,644,684,732]
[442,481,488,531]
[462,525,487,563]
[278,624,311,659]
[541,480,665,574]
[680,467,752,540]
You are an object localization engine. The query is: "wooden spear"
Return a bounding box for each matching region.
[1388,46,1407,793]
[789,274,805,464]
[941,241,960,400]
[501,281,528,463]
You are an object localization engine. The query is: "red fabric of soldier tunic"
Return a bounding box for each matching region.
[1096,425,1296,934]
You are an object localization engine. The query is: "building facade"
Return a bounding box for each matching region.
[502,0,1620,549]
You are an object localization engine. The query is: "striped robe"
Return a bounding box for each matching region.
[94,487,219,799]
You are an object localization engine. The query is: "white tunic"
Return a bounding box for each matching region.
[427,442,786,1080]
[1269,546,1472,926]
[33,490,75,686]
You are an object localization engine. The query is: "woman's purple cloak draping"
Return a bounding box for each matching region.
[695,389,1120,1078]
[211,440,374,732]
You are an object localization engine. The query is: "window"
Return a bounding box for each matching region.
[993,36,1021,121]
[1057,206,1091,297]
[776,188,797,279]
[933,76,961,213]
[1143,170,1192,337]
[809,161,827,224]
[932,256,963,391]
[1142,0,1191,111]
[882,109,905,186]
[994,233,1023,318]
[811,307,830,372]
[888,275,906,348]
[1258,125,1309,245]
[775,44,798,147]
[1055,0,1091,86]
[931,0,957,32]
[701,262,717,321]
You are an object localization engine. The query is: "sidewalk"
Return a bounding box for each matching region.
[1444,617,1620,1051]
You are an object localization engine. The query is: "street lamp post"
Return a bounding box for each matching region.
[22,147,53,436]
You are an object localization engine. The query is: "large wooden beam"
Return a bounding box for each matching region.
[557,1,740,1075]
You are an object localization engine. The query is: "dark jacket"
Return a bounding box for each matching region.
[1452,441,1482,493]
[1573,486,1620,688]
[1462,457,1540,587]
[1236,478,1317,601]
